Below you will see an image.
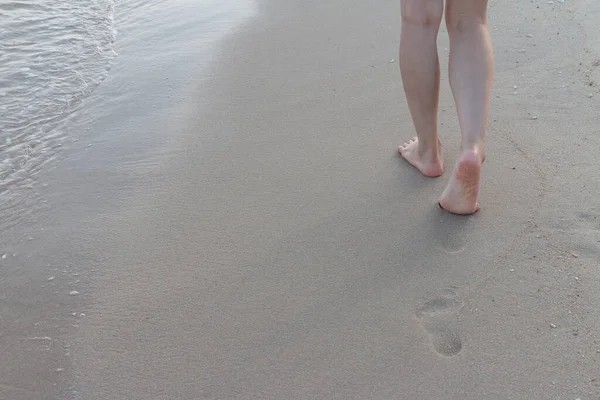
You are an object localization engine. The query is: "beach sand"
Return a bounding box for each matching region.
[1,0,599,399]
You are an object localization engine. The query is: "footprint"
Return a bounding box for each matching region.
[416,294,464,357]
[577,210,600,229]
[428,211,468,254]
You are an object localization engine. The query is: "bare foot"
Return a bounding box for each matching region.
[397,137,444,177]
[438,149,483,215]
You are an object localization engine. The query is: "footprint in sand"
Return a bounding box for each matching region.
[416,293,464,357]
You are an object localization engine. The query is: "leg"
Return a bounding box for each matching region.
[397,0,444,178]
[438,0,493,214]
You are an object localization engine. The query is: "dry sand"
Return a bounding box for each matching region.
[1,0,600,399]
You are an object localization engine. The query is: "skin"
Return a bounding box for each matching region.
[397,0,493,215]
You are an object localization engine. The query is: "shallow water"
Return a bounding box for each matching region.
[0,0,116,233]
[0,0,253,233]
[0,0,117,186]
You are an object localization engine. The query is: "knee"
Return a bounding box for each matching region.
[401,0,443,28]
[445,11,486,34]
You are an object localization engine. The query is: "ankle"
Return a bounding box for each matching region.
[418,138,442,156]
[461,141,483,153]
[460,145,485,163]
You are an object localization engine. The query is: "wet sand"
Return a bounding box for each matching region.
[2,0,600,399]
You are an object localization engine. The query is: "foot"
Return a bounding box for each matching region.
[438,149,483,215]
[397,137,444,177]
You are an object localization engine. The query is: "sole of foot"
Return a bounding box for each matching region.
[397,137,444,178]
[438,149,482,215]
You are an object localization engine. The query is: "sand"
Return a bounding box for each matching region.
[1,0,599,399]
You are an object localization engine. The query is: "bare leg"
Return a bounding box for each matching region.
[439,0,493,214]
[397,0,444,178]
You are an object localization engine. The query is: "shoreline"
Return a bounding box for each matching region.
[0,1,254,398]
